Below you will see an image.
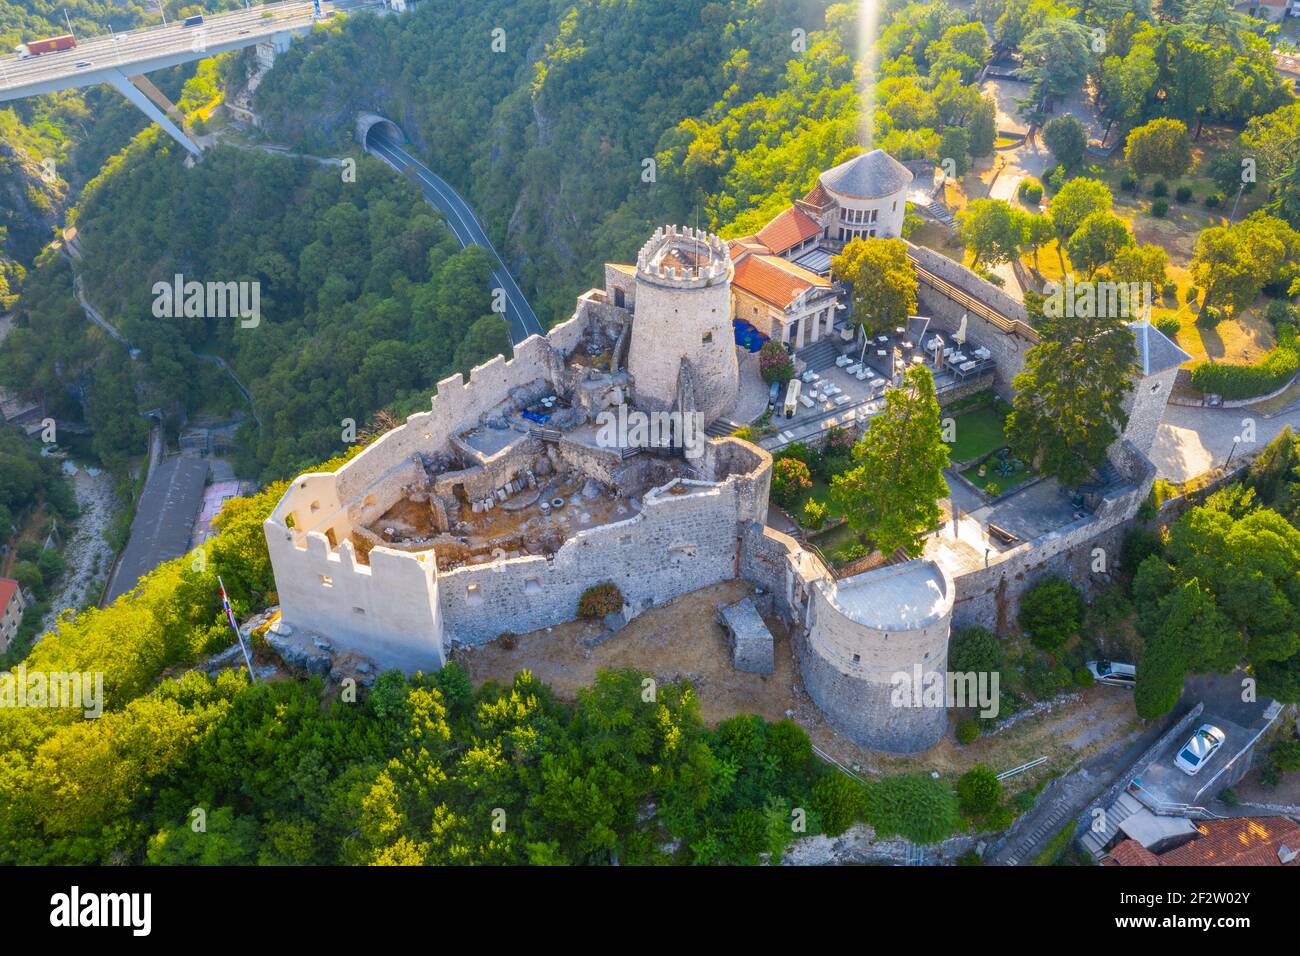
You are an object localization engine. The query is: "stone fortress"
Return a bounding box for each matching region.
[264,150,1187,755]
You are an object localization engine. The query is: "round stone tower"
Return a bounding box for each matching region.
[797,559,955,754]
[627,225,737,425]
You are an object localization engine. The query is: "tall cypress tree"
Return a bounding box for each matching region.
[832,365,949,558]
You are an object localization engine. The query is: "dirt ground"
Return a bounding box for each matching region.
[456,579,798,726]
[455,578,1145,793]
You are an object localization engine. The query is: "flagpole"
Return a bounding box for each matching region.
[219,575,258,683]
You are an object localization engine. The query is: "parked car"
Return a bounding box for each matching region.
[1175,725,1225,776]
[183,15,205,27]
[768,381,781,411]
[1087,659,1137,687]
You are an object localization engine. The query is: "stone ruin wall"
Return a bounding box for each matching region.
[939,440,1156,634]
[438,479,746,646]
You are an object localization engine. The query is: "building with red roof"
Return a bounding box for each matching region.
[0,577,26,652]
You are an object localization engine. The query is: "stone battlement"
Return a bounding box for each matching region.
[636,225,730,287]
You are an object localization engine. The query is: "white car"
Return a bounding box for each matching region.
[1087,659,1136,687]
[1175,725,1225,776]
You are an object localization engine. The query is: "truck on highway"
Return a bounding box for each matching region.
[14,34,77,58]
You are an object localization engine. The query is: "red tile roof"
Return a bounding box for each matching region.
[756,205,823,255]
[731,254,830,310]
[1104,817,1300,867]
[727,236,772,259]
[0,578,19,616]
[802,181,834,208]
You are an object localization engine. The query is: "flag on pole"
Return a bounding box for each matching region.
[219,576,258,683]
[219,578,238,630]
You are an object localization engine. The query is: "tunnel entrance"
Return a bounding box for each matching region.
[355,113,406,151]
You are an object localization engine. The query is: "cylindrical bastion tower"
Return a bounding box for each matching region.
[627,225,737,425]
[798,559,955,754]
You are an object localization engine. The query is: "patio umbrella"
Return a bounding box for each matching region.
[954,313,968,346]
[929,336,943,369]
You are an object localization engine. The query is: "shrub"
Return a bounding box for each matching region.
[1266,299,1296,328]
[1190,324,1300,399]
[1121,526,1164,580]
[1220,787,1240,807]
[1151,197,1169,217]
[956,717,981,745]
[1195,306,1223,329]
[1185,286,1199,305]
[951,626,1003,674]
[833,541,870,566]
[984,481,1001,498]
[771,456,813,509]
[766,719,814,773]
[1155,315,1182,339]
[1120,172,1138,192]
[1074,666,1095,688]
[1175,184,1192,203]
[1260,762,1282,788]
[1018,177,1043,204]
[802,498,828,530]
[1026,659,1074,699]
[957,765,1002,817]
[1271,739,1300,772]
[1161,280,1177,299]
[758,340,794,385]
[578,582,623,619]
[1150,178,1167,198]
[863,774,961,844]
[1019,576,1085,649]
[812,772,868,836]
[1205,192,1223,208]
[1047,165,1067,192]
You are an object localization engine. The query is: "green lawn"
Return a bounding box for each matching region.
[945,400,1012,463]
[962,456,1036,496]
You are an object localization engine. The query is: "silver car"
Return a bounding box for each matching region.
[1175,724,1225,776]
[1087,659,1136,687]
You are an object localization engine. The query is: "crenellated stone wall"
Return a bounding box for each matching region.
[626,226,738,424]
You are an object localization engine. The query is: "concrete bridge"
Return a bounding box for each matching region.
[0,0,383,155]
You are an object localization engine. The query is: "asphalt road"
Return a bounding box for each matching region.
[367,130,543,344]
[0,1,336,98]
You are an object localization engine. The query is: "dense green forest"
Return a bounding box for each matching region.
[0,137,513,480]
[253,0,839,324]
[0,425,77,556]
[1128,428,1300,718]
[0,1,233,285]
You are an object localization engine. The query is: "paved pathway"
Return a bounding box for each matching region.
[1151,402,1300,482]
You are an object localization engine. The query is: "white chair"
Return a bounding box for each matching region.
[836,355,850,367]
[834,394,850,406]
[960,361,977,373]
[799,394,814,408]
[855,369,868,381]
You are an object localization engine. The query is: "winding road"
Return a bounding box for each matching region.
[366,129,543,344]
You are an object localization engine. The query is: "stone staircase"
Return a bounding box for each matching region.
[798,339,840,373]
[916,198,956,229]
[1079,791,1144,861]
[705,417,742,438]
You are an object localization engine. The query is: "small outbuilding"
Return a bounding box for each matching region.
[719,596,774,675]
